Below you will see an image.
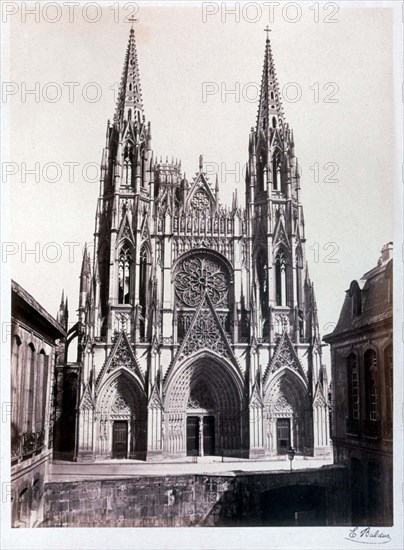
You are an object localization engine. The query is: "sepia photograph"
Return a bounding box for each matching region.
[0,1,402,549]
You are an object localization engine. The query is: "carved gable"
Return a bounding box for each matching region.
[186,172,216,211]
[117,210,135,245]
[79,384,94,410]
[264,330,307,383]
[273,216,290,248]
[96,331,143,388]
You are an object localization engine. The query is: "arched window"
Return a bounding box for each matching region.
[295,250,302,308]
[275,251,286,306]
[384,345,393,424]
[139,246,149,338]
[257,154,265,194]
[123,145,132,187]
[118,246,132,304]
[272,153,281,191]
[127,108,132,121]
[256,250,269,335]
[364,350,379,422]
[272,116,277,128]
[347,353,360,420]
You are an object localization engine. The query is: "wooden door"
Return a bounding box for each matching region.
[203,416,215,456]
[187,416,199,456]
[112,421,128,459]
[276,418,291,455]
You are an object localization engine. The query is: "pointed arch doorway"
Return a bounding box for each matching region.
[96,370,147,460]
[265,368,311,456]
[164,353,243,459]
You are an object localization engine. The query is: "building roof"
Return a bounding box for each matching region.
[12,280,66,339]
[323,243,393,342]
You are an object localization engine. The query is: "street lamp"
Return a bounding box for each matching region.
[287,447,296,471]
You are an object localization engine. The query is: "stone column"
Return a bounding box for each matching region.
[146,404,163,461]
[75,406,95,462]
[198,415,204,457]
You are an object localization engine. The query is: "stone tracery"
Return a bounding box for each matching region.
[175,253,229,308]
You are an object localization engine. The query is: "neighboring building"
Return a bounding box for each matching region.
[11,281,65,527]
[57,27,331,462]
[324,243,393,525]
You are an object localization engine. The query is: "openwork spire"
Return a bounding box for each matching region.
[114,26,144,125]
[256,29,285,134]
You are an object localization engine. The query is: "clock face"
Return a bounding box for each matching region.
[191,190,210,211]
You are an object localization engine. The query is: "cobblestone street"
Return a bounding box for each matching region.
[50,455,334,482]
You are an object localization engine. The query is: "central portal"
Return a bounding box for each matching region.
[164,355,242,458]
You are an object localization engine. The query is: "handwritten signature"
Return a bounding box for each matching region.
[346,527,391,544]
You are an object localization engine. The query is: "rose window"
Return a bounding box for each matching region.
[175,254,229,308]
[191,190,210,211]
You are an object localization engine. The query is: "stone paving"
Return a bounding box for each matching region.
[50,454,334,482]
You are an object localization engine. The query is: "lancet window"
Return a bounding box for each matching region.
[118,246,132,304]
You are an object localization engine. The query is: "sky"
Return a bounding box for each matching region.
[5,2,396,361]
[1,2,403,548]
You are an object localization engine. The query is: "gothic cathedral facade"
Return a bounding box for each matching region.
[67,27,330,461]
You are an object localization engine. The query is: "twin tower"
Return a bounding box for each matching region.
[56,27,331,461]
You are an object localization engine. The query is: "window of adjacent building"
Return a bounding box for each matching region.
[364,349,379,422]
[11,336,21,429]
[24,344,36,434]
[118,246,132,304]
[384,344,393,423]
[347,353,360,420]
[35,350,48,436]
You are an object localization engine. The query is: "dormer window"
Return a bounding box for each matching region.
[350,282,362,316]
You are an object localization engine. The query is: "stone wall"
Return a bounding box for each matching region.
[42,466,349,527]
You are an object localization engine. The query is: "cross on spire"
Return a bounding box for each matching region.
[128,15,138,31]
[264,26,271,41]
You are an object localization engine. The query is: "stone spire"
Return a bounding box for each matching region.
[114,25,144,125]
[79,243,91,295]
[256,28,285,135]
[56,289,68,330]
